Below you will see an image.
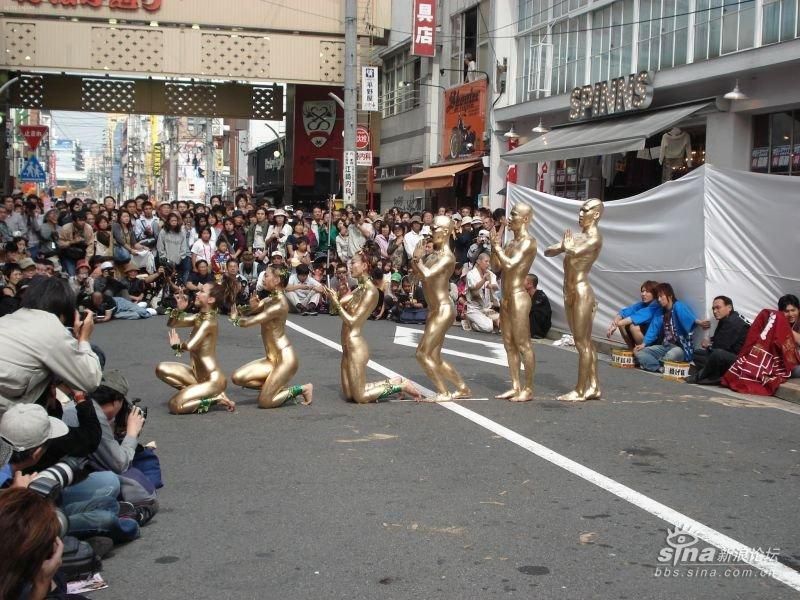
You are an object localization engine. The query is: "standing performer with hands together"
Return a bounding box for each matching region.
[489,203,538,402]
[155,282,236,414]
[411,215,471,402]
[544,198,604,402]
[231,266,313,408]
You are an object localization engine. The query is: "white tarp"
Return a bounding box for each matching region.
[507,165,800,343]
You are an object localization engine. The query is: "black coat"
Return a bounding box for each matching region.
[711,311,749,354]
[529,289,552,339]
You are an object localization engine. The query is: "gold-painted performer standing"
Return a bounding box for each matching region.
[155,283,236,414]
[489,203,538,402]
[411,215,471,402]
[544,198,604,402]
[324,253,421,403]
[230,266,313,408]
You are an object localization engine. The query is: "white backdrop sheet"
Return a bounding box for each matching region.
[507,165,800,344]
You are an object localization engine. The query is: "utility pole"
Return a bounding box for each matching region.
[343,0,357,206]
[206,118,214,203]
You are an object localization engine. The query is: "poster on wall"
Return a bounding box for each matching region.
[441,79,487,160]
[361,66,379,112]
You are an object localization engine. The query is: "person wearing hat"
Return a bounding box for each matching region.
[238,250,263,295]
[68,259,95,304]
[267,209,292,258]
[17,256,37,280]
[0,404,70,483]
[454,216,475,264]
[467,229,492,266]
[403,215,424,259]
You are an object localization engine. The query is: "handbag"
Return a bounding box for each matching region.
[61,246,86,260]
[113,245,132,263]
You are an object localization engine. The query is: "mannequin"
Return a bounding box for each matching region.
[660,127,692,181]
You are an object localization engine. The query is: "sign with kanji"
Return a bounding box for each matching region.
[411,0,436,57]
[355,126,370,150]
[152,142,163,177]
[11,0,162,12]
[361,66,379,112]
[356,150,373,167]
[19,125,49,151]
[342,150,356,204]
[19,155,46,183]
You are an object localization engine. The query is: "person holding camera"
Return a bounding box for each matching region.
[57,210,94,276]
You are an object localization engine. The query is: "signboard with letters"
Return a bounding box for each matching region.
[442,79,487,160]
[19,125,48,151]
[355,126,370,150]
[356,150,372,167]
[411,0,435,57]
[11,0,162,11]
[569,70,654,121]
[361,66,378,112]
[342,150,356,203]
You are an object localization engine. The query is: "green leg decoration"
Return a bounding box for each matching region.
[288,385,304,398]
[377,383,403,400]
[197,397,213,414]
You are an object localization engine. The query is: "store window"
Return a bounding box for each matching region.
[590,0,635,83]
[761,0,799,45]
[450,2,490,85]
[694,0,756,61]
[517,28,551,102]
[638,0,690,71]
[751,111,800,175]
[381,51,420,118]
[551,16,588,95]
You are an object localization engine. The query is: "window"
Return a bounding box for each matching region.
[517,29,551,102]
[450,1,490,85]
[751,110,800,175]
[551,15,588,95]
[638,0,690,71]
[762,0,799,45]
[591,0,635,83]
[694,0,756,60]
[381,51,420,118]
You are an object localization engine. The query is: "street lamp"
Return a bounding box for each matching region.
[263,122,285,162]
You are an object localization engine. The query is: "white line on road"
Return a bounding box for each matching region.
[393,325,511,367]
[287,319,800,591]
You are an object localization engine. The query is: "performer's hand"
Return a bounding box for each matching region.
[249,294,259,309]
[562,229,574,250]
[322,286,338,301]
[168,328,181,348]
[488,229,498,246]
[176,294,189,312]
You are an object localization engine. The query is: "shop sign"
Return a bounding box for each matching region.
[569,70,653,121]
[442,79,487,160]
[302,100,336,148]
[361,66,379,112]
[356,150,372,166]
[355,126,370,150]
[342,150,356,203]
[11,0,162,11]
[152,142,162,177]
[411,0,435,57]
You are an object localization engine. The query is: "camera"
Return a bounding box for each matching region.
[28,457,86,538]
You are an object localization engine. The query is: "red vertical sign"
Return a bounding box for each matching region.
[506,137,519,185]
[411,0,436,57]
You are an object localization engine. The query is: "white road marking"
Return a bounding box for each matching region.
[393,325,511,367]
[287,320,800,591]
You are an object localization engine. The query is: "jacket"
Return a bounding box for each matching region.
[711,311,749,354]
[619,300,660,327]
[63,401,137,474]
[156,229,190,264]
[644,300,698,360]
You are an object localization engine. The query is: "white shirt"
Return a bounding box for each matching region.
[466,267,497,311]
[190,239,213,264]
[403,228,423,259]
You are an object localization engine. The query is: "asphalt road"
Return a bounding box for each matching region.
[89,314,800,600]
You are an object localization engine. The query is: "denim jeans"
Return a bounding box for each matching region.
[635,343,686,372]
[61,471,140,543]
[112,296,151,320]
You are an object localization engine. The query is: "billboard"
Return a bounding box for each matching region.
[441,79,487,161]
[293,85,344,187]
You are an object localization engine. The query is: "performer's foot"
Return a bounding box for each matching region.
[451,386,472,400]
[557,389,600,402]
[510,388,534,402]
[216,393,236,412]
[300,383,314,405]
[419,392,453,403]
[399,379,423,401]
[495,388,518,399]
[582,386,601,401]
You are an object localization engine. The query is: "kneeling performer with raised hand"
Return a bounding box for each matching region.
[231,265,313,408]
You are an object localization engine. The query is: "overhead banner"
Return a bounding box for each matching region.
[361,66,379,112]
[442,79,487,160]
[411,0,436,57]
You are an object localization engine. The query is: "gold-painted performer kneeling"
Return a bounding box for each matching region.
[155,282,236,414]
[324,253,421,403]
[230,266,313,408]
[411,215,471,402]
[544,198,604,402]
[489,203,538,402]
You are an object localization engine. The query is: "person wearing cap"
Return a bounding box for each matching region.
[68,259,94,304]
[0,278,102,416]
[454,216,475,264]
[266,209,292,258]
[17,256,38,280]
[403,214,424,259]
[238,250,263,296]
[467,229,492,266]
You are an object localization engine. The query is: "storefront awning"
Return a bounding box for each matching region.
[403,160,482,190]
[502,103,712,164]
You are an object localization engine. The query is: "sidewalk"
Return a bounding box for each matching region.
[545,328,800,406]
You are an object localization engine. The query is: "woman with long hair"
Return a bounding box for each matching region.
[231,265,313,407]
[266,209,292,257]
[0,488,86,600]
[155,279,237,414]
[113,209,154,272]
[39,208,61,258]
[94,214,114,260]
[156,212,191,283]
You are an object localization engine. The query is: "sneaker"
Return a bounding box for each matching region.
[137,301,148,308]
[304,303,319,316]
[146,308,158,316]
[294,303,304,314]
[133,499,159,526]
[461,319,472,331]
[118,501,136,519]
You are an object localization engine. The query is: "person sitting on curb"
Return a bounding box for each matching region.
[634,282,706,372]
[524,274,552,339]
[607,280,660,349]
[686,295,749,384]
